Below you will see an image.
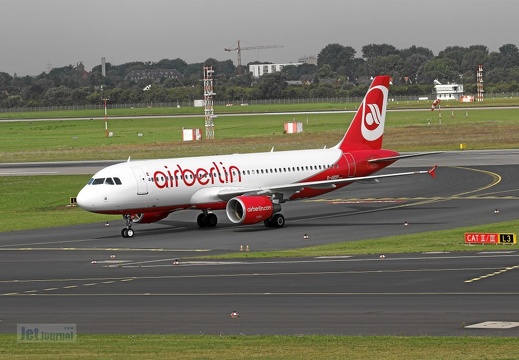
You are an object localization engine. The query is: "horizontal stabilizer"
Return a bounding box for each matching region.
[368,151,441,163]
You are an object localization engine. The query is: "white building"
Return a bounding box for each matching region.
[434,80,464,101]
[249,63,303,77]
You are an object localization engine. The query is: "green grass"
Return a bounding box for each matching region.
[1,107,519,162]
[1,334,518,359]
[0,175,110,232]
[0,95,518,120]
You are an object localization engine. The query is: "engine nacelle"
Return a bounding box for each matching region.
[129,211,170,224]
[226,196,281,225]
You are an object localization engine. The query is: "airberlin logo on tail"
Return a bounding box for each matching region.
[360,85,388,142]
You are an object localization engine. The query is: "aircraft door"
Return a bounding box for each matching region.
[131,167,149,195]
[343,153,356,177]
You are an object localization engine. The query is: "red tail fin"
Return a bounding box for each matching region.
[335,76,390,151]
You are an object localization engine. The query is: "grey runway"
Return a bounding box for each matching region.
[1,153,519,335]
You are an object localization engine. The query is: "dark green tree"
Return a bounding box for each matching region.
[254,72,287,99]
[317,44,356,72]
[362,44,399,59]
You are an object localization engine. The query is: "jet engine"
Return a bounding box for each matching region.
[226,196,281,225]
[130,211,170,224]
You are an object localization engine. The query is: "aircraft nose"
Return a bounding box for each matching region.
[76,186,96,211]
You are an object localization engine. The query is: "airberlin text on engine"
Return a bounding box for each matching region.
[152,162,242,189]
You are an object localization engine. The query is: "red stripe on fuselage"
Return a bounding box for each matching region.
[289,149,399,200]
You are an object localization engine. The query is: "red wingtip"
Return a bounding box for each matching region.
[428,165,437,178]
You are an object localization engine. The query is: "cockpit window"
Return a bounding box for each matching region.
[92,178,105,185]
[90,177,122,185]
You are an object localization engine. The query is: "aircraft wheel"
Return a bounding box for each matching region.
[206,213,218,227]
[264,218,274,227]
[197,213,207,228]
[121,228,128,238]
[126,228,134,238]
[272,213,285,228]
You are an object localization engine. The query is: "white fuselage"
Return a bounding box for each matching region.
[76,147,351,215]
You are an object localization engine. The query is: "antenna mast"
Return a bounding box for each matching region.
[476,65,484,102]
[203,66,216,139]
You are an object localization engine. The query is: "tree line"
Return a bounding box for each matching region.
[1,42,519,108]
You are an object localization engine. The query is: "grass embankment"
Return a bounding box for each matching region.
[0,95,517,120]
[1,334,518,360]
[0,175,106,232]
[1,107,519,162]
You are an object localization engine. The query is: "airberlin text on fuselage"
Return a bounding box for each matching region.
[153,161,242,189]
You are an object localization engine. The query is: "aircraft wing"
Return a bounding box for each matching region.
[217,165,437,200]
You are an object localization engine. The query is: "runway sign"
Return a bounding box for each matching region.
[465,233,516,244]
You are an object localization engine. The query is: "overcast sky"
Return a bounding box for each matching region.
[1,0,518,76]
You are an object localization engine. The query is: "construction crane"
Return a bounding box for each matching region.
[225,40,284,75]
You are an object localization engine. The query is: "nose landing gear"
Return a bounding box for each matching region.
[121,214,135,238]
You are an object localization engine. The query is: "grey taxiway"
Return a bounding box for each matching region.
[0,150,518,336]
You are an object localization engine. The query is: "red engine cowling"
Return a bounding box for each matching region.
[129,211,170,224]
[226,196,281,225]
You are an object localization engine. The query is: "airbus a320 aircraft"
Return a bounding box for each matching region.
[77,75,437,238]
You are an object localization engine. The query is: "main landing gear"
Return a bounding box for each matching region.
[197,211,218,228]
[264,213,285,228]
[121,214,134,238]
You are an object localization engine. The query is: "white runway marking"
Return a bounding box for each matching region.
[466,321,519,329]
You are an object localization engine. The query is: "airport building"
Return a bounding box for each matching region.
[249,63,303,78]
[434,80,464,100]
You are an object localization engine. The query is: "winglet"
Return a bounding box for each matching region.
[428,165,437,178]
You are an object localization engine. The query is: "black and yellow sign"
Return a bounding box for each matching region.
[499,233,516,244]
